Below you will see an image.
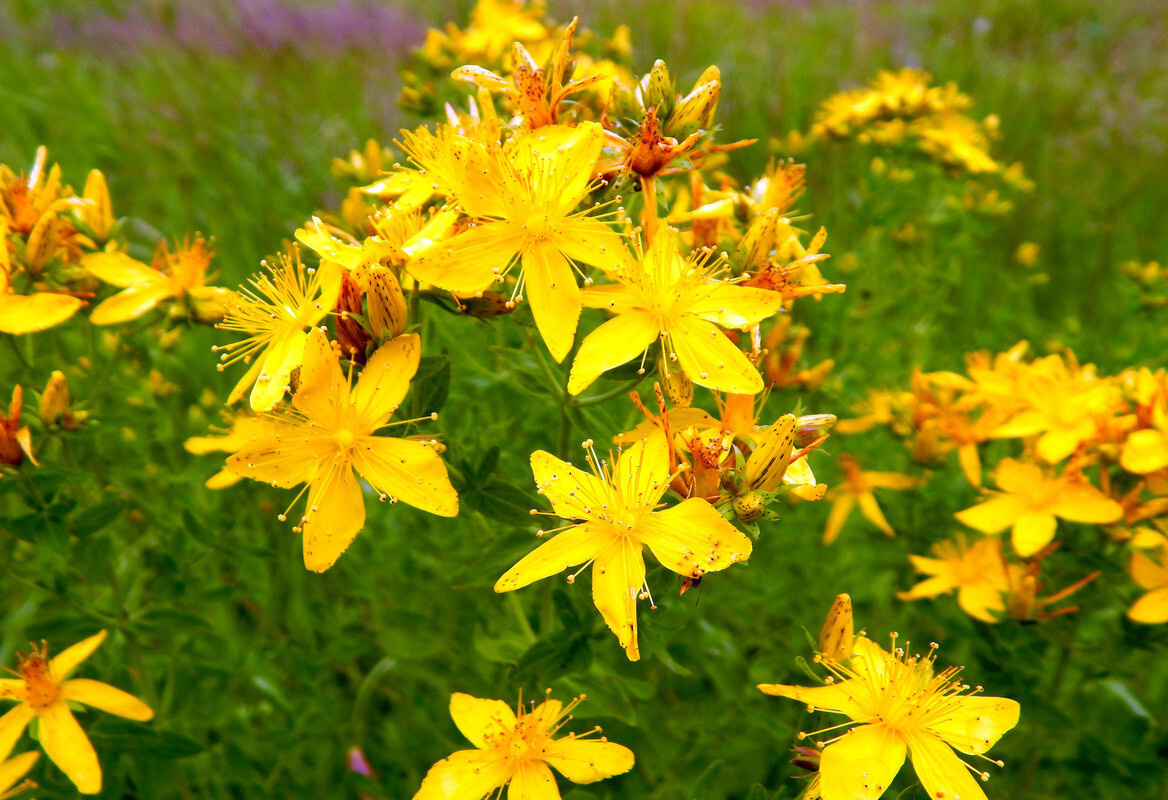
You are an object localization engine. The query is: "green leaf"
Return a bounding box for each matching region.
[70,499,124,537]
[410,352,451,417]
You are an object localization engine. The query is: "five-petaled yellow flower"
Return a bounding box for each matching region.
[405,121,626,362]
[496,433,752,660]
[898,535,1018,623]
[568,226,783,396]
[955,458,1122,557]
[759,633,1020,800]
[226,327,458,571]
[414,691,633,800]
[0,630,153,795]
[823,453,922,544]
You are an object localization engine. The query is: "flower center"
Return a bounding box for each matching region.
[18,653,61,711]
[523,213,551,240]
[333,428,357,450]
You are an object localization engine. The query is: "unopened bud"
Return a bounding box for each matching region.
[22,212,59,273]
[335,271,372,360]
[642,59,675,117]
[367,266,408,340]
[794,414,837,448]
[746,414,796,492]
[81,169,115,242]
[668,65,720,136]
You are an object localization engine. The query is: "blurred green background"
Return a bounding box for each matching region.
[2,1,1166,798]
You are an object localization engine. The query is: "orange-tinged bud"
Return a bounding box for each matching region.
[22,212,59,273]
[794,414,837,448]
[335,271,372,360]
[669,65,720,135]
[731,490,766,522]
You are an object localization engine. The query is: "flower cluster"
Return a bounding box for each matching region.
[0,147,232,335]
[840,342,1168,623]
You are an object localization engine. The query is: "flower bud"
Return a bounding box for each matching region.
[794,414,837,449]
[335,271,373,360]
[668,65,720,136]
[731,491,766,523]
[367,266,408,340]
[641,59,675,117]
[657,351,693,408]
[39,370,70,426]
[746,414,796,492]
[81,169,115,242]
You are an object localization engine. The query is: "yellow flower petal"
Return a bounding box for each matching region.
[353,437,459,517]
[955,495,1026,534]
[756,680,867,719]
[0,293,83,334]
[819,724,905,800]
[667,315,763,394]
[81,251,160,287]
[494,524,604,593]
[687,283,784,329]
[62,678,153,721]
[1050,485,1123,525]
[1121,429,1168,474]
[523,241,581,363]
[0,750,38,792]
[992,458,1042,493]
[924,696,1020,755]
[529,450,612,521]
[292,327,347,423]
[591,539,645,661]
[49,630,106,682]
[567,313,659,396]
[857,491,895,536]
[1011,511,1057,557]
[90,283,173,325]
[40,702,101,794]
[353,334,421,429]
[553,217,629,274]
[251,328,309,411]
[1035,427,1082,463]
[0,706,35,764]
[543,738,635,783]
[904,730,988,800]
[301,463,365,572]
[507,760,559,800]
[448,693,516,749]
[226,425,324,488]
[639,499,752,578]
[616,434,671,505]
[412,749,511,800]
[1130,549,1168,590]
[957,583,1006,623]
[407,222,521,294]
[823,494,855,544]
[1128,586,1168,623]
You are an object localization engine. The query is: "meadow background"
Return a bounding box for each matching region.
[2,0,1167,797]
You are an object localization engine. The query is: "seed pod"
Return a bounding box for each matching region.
[731,490,766,523]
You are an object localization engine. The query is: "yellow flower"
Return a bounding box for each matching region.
[823,454,922,544]
[83,235,229,325]
[185,411,279,489]
[898,535,1018,622]
[569,226,783,396]
[759,633,1020,800]
[1127,532,1168,624]
[495,433,752,660]
[405,122,625,362]
[226,328,458,571]
[0,750,38,800]
[413,691,634,800]
[955,458,1122,557]
[214,248,342,410]
[0,630,153,794]
[0,218,82,335]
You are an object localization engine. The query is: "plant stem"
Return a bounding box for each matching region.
[641,174,658,247]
